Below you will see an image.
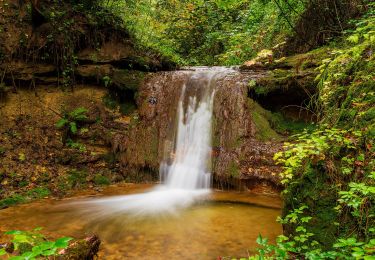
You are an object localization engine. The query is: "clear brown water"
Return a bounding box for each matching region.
[0,184,282,259]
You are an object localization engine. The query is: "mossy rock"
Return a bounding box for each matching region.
[112,69,146,91]
[247,99,280,141]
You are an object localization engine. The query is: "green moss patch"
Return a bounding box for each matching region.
[93,174,110,186]
[248,99,280,141]
[0,187,50,209]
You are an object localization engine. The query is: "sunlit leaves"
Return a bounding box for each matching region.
[2,229,72,259]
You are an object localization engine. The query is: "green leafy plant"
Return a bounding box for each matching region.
[102,76,112,87]
[56,107,89,144]
[56,107,88,135]
[0,228,72,259]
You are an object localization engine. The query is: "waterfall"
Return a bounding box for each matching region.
[75,68,230,215]
[160,70,218,190]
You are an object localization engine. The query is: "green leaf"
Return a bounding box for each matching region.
[296,226,306,233]
[54,237,73,248]
[69,122,77,134]
[74,114,88,121]
[40,241,55,251]
[9,257,25,260]
[32,245,43,255]
[41,248,57,256]
[56,118,69,128]
[0,248,7,256]
[256,234,268,246]
[5,230,23,235]
[13,234,30,243]
[352,251,364,257]
[21,251,37,259]
[348,34,360,43]
[69,107,88,119]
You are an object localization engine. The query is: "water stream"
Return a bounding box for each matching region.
[75,68,232,215]
[0,185,282,259]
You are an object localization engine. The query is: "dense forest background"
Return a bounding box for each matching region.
[104,0,367,65]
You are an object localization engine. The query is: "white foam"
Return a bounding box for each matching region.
[73,68,233,215]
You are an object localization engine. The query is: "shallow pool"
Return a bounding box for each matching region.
[0,184,282,259]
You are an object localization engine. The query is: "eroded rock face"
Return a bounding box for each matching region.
[212,70,282,191]
[112,71,190,176]
[113,69,283,191]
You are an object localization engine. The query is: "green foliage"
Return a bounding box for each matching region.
[67,169,88,189]
[93,174,110,186]
[0,228,72,259]
[0,194,26,209]
[257,11,375,251]
[104,0,305,65]
[56,107,88,142]
[274,128,361,185]
[102,76,112,88]
[0,187,50,209]
[246,209,375,259]
[25,187,50,199]
[315,7,375,130]
[257,124,373,258]
[66,139,86,152]
[248,206,316,259]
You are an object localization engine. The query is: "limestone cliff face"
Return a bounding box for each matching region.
[113,69,284,191]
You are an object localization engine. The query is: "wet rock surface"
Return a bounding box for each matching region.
[113,69,288,191]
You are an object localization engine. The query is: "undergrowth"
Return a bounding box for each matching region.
[242,6,375,259]
[0,228,72,259]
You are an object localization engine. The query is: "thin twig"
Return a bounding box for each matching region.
[1,67,6,83]
[333,0,344,32]
[280,104,318,117]
[273,0,313,47]
[35,95,64,118]
[10,68,18,93]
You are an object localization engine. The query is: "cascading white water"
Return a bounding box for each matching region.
[160,71,216,190]
[75,68,229,215]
